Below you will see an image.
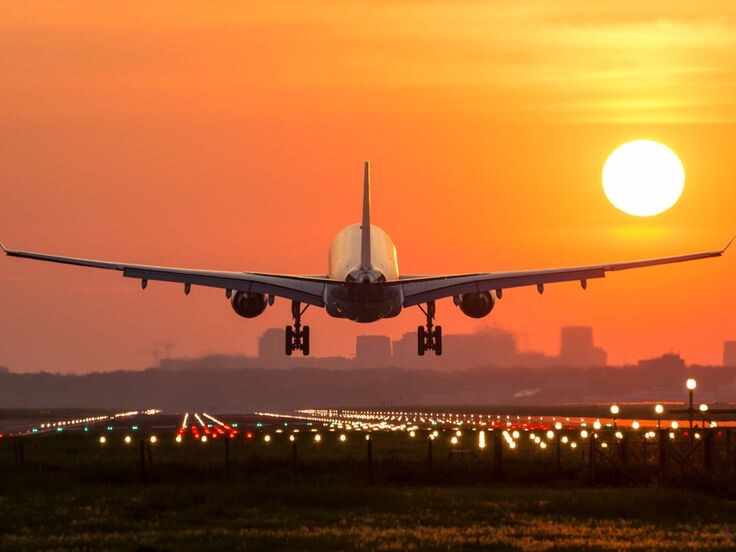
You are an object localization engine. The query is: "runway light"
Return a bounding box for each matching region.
[669,432,675,440]
[699,404,709,413]
[632,421,640,430]
[554,422,562,431]
[175,434,182,443]
[593,420,602,430]
[289,435,295,442]
[610,405,619,416]
[99,436,107,444]
[671,421,679,430]
[450,436,458,445]
[201,435,208,443]
[509,441,516,449]
[686,378,697,390]
[149,435,157,444]
[615,431,623,440]
[655,404,664,415]
[339,434,346,442]
[561,436,569,444]
[455,430,462,437]
[580,430,589,439]
[264,435,271,443]
[365,434,371,441]
[546,430,554,440]
[512,430,520,439]
[570,442,577,449]
[124,435,132,444]
[314,434,321,443]
[409,430,416,438]
[539,442,547,449]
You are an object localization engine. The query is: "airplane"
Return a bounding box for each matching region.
[1,161,732,356]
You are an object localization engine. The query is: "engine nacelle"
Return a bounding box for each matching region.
[230,291,268,318]
[455,291,495,318]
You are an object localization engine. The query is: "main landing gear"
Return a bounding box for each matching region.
[417,301,442,356]
[285,301,310,356]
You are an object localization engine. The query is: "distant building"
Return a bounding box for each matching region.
[391,329,519,369]
[635,352,687,391]
[442,330,518,368]
[724,341,736,367]
[258,328,286,367]
[558,326,607,368]
[355,335,392,367]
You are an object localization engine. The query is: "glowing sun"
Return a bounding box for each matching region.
[602,140,685,217]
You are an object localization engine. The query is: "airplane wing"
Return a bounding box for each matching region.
[0,243,329,306]
[393,238,734,307]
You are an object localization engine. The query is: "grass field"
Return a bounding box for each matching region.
[1,432,736,550]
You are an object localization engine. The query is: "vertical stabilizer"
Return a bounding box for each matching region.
[360,161,372,270]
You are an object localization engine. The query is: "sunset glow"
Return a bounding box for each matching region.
[0,1,735,372]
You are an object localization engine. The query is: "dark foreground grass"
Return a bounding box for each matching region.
[2,480,736,550]
[2,434,736,550]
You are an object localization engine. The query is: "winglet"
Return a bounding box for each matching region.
[0,241,7,254]
[722,234,736,254]
[360,161,372,270]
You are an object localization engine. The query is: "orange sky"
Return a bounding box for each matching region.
[1,1,736,373]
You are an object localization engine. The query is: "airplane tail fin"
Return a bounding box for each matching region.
[360,161,372,270]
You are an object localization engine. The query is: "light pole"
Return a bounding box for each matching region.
[655,404,664,430]
[686,378,697,432]
[610,405,619,431]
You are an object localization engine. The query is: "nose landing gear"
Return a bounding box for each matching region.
[417,301,442,356]
[285,301,310,356]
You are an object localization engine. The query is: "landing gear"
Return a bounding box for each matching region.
[285,301,310,356]
[417,301,442,356]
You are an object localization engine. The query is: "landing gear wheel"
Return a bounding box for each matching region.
[417,326,426,356]
[434,325,442,356]
[302,326,310,356]
[285,326,294,356]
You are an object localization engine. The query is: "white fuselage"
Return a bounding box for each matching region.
[324,224,403,322]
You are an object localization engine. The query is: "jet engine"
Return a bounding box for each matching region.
[455,291,495,318]
[230,291,269,318]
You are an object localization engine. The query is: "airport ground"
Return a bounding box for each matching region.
[2,410,736,550]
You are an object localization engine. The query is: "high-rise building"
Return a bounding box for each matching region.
[724,341,736,367]
[558,326,607,368]
[355,335,392,367]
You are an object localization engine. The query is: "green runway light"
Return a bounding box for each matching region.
[256,422,263,428]
[56,427,63,432]
[232,423,238,428]
[84,427,89,432]
[132,425,139,430]
[106,426,113,431]
[207,424,213,428]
